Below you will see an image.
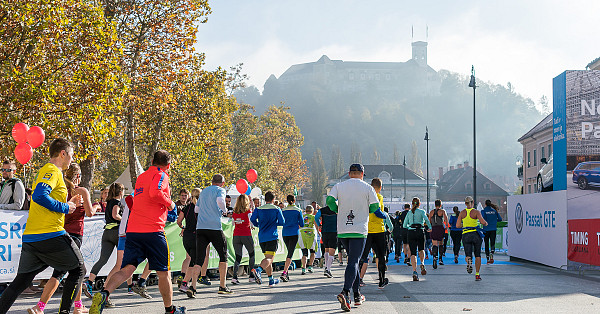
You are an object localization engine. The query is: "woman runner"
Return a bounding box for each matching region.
[428,199,448,269]
[231,194,256,285]
[403,197,432,281]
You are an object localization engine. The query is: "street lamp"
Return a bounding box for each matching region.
[424,126,430,211]
[403,155,407,201]
[469,65,477,204]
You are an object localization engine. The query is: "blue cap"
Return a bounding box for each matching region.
[349,163,364,172]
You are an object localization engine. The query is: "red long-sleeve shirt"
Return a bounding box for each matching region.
[127,166,174,233]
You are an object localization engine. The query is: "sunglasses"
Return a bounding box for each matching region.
[1,169,13,172]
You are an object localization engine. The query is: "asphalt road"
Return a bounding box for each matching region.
[6,252,600,313]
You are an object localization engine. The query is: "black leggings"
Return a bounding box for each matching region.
[283,235,298,259]
[301,248,315,257]
[484,230,497,256]
[232,235,255,279]
[360,232,387,282]
[441,233,449,255]
[450,230,463,256]
[90,228,119,275]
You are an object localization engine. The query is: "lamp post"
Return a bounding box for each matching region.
[469,65,477,204]
[424,127,430,212]
[403,155,407,201]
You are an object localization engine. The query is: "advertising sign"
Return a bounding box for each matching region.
[567,219,600,266]
[507,191,567,268]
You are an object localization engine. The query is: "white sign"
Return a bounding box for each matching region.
[0,210,116,282]
[508,191,568,268]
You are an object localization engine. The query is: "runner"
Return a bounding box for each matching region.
[231,194,256,285]
[28,163,97,314]
[399,204,411,265]
[403,197,432,281]
[481,200,502,264]
[391,211,403,263]
[359,178,391,289]
[250,191,285,287]
[456,196,488,281]
[89,150,185,314]
[441,218,450,258]
[327,164,380,311]
[428,200,448,269]
[188,174,232,296]
[174,189,190,286]
[280,195,304,282]
[448,206,463,264]
[85,182,124,303]
[337,240,346,266]
[298,205,318,275]
[0,138,84,314]
[315,204,337,278]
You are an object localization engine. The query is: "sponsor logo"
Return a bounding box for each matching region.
[42,173,52,180]
[515,203,523,234]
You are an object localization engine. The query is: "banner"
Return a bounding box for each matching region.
[1,210,302,282]
[567,219,600,266]
[507,191,568,268]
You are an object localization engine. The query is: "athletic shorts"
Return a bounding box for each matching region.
[195,229,227,265]
[51,233,84,279]
[407,229,425,256]
[182,231,197,267]
[117,236,126,251]
[431,225,445,241]
[337,238,345,251]
[462,231,483,258]
[401,229,409,244]
[19,233,84,275]
[321,232,338,249]
[260,240,278,255]
[122,232,170,271]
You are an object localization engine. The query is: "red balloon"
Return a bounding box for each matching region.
[27,126,45,149]
[236,179,249,194]
[14,143,33,165]
[246,169,258,183]
[12,123,29,143]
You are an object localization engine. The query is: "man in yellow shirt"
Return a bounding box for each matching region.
[0,139,83,314]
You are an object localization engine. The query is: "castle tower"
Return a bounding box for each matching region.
[412,41,428,67]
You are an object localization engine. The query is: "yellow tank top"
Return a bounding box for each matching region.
[462,208,478,234]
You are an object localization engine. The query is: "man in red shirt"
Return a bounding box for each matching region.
[90,150,185,314]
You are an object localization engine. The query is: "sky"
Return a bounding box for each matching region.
[195,1,600,107]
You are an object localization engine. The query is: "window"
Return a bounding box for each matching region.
[542,147,545,159]
[549,144,552,156]
[466,183,472,191]
[527,151,531,168]
[534,149,537,167]
[484,182,491,190]
[528,185,532,194]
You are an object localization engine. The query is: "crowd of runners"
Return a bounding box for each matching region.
[0,139,503,313]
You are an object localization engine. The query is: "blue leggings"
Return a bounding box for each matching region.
[339,237,366,295]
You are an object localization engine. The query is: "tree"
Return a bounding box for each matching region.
[408,140,423,176]
[393,144,401,164]
[350,142,362,164]
[310,149,327,203]
[0,0,126,188]
[330,145,344,179]
[371,146,380,164]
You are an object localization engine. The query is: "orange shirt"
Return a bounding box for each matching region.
[127,166,174,233]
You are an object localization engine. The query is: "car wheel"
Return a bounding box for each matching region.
[537,176,544,193]
[578,177,588,190]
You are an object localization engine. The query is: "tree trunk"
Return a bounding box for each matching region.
[127,110,139,188]
[145,112,164,168]
[79,155,94,190]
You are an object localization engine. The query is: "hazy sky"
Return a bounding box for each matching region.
[195,1,600,107]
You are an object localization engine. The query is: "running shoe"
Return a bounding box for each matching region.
[354,294,366,305]
[249,277,256,283]
[337,292,351,312]
[324,270,333,278]
[412,271,419,281]
[176,275,184,288]
[89,291,109,314]
[231,278,240,285]
[84,280,94,299]
[454,256,459,264]
[301,268,306,275]
[439,259,444,266]
[404,257,411,266]
[27,306,43,314]
[308,266,313,273]
[128,286,134,295]
[179,283,189,293]
[475,275,482,281]
[251,268,262,284]
[133,284,153,299]
[359,278,365,287]
[490,253,495,264]
[186,286,196,298]
[73,306,88,314]
[105,297,115,308]
[425,255,429,260]
[378,278,389,290]
[268,278,280,287]
[339,261,343,266]
[433,258,438,269]
[467,258,473,274]
[280,272,289,282]
[218,286,233,294]
[198,277,212,286]
[166,306,186,314]
[420,264,427,275]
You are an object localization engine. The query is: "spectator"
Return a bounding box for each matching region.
[0,160,26,210]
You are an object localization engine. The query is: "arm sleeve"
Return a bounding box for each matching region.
[369,203,380,214]
[373,207,386,218]
[497,211,502,222]
[149,172,174,209]
[32,182,69,214]
[314,210,322,227]
[216,197,227,214]
[277,209,285,226]
[403,212,410,229]
[368,187,380,213]
[250,210,259,227]
[326,195,338,213]
[385,215,394,232]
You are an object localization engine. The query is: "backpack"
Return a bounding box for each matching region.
[8,178,30,211]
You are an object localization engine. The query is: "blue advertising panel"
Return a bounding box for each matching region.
[552,71,567,191]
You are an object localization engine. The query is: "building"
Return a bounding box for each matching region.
[436,162,509,218]
[263,41,441,96]
[517,113,553,194]
[326,164,436,207]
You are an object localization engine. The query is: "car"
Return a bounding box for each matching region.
[537,154,553,193]
[572,161,600,190]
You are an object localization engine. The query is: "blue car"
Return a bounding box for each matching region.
[572,161,600,190]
